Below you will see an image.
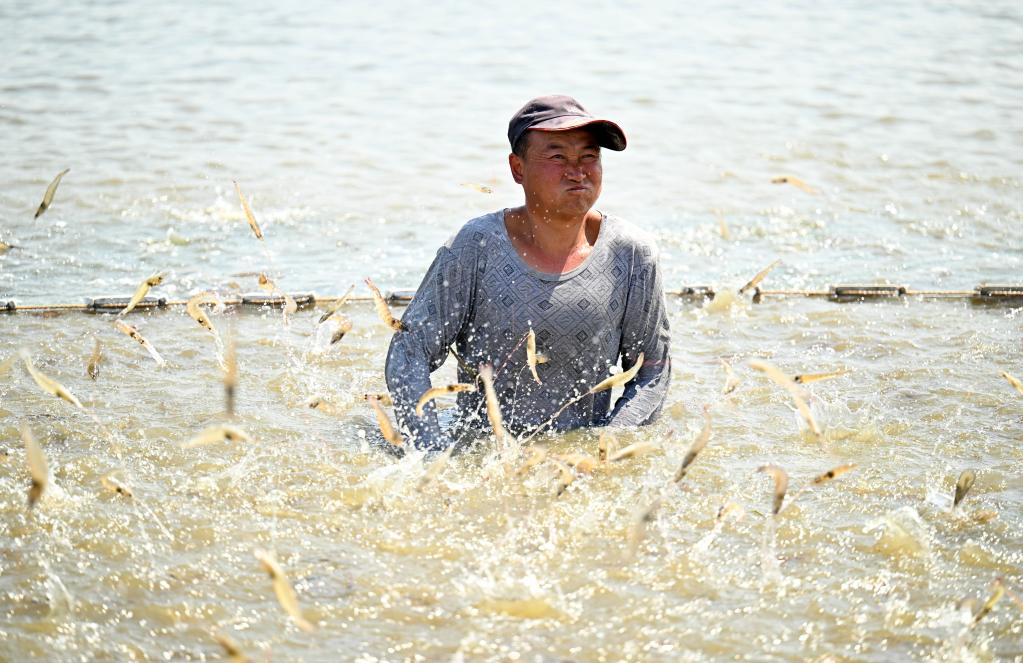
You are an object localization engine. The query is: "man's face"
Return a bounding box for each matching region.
[511,128,603,218]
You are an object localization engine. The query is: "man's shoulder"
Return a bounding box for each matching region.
[441,210,505,254]
[603,214,660,262]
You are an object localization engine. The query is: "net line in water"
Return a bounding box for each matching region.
[1,284,1021,315]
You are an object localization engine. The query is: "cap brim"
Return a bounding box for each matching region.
[529,117,627,151]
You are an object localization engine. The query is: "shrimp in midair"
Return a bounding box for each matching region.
[100,473,134,498]
[771,175,816,194]
[86,338,102,380]
[367,395,403,447]
[21,351,83,409]
[120,272,164,316]
[461,183,493,194]
[213,633,254,663]
[715,210,731,240]
[283,293,298,318]
[223,335,237,416]
[738,259,781,295]
[720,358,740,395]
[811,463,856,484]
[186,292,220,333]
[954,469,976,509]
[597,432,611,462]
[364,277,405,331]
[305,396,340,414]
[22,425,48,508]
[183,425,251,448]
[477,364,505,443]
[416,383,476,417]
[971,580,1005,627]
[258,273,276,292]
[362,392,393,406]
[34,168,70,219]
[608,441,657,462]
[784,463,857,513]
[329,316,353,345]
[1001,371,1023,397]
[793,369,850,385]
[716,500,745,523]
[627,497,662,560]
[748,360,821,437]
[674,406,712,483]
[254,550,315,632]
[233,181,264,240]
[757,465,789,515]
[526,328,541,384]
[418,443,457,491]
[114,319,166,367]
[318,284,355,324]
[551,458,576,496]
[590,353,644,394]
[996,578,1023,613]
[515,447,547,476]
[553,453,598,474]
[255,274,296,319]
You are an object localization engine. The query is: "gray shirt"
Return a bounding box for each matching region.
[385,210,671,450]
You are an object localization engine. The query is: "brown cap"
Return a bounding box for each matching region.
[508,95,627,153]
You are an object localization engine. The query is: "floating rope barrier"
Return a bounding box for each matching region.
[1,285,1020,315]
[754,285,1023,303]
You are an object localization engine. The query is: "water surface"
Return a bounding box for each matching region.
[1,1,1022,661]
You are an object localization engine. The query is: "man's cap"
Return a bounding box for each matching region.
[508,95,627,153]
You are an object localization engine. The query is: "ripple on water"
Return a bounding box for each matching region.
[2,0,1023,658]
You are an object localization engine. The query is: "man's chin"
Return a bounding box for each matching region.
[557,196,597,216]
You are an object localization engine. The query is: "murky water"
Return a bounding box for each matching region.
[2,299,1021,661]
[2,0,1023,661]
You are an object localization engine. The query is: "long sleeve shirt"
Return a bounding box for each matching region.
[384,210,671,450]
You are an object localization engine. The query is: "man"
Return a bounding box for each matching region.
[385,95,671,450]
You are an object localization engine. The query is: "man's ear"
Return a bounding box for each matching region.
[509,153,525,184]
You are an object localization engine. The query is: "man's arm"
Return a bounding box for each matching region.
[606,246,671,426]
[384,245,474,450]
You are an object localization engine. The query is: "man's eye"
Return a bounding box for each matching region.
[550,154,566,160]
[582,154,598,162]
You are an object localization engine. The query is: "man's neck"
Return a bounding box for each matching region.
[504,206,602,274]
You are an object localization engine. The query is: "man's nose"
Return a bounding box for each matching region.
[564,162,586,180]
